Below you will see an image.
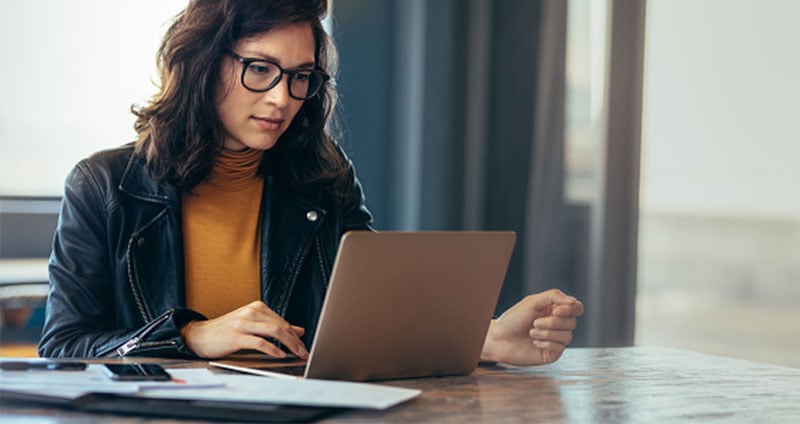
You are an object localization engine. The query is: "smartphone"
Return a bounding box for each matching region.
[103,363,171,381]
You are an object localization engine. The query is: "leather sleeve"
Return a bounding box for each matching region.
[37,161,202,359]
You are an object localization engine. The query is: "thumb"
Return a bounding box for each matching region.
[523,289,577,310]
[553,300,585,318]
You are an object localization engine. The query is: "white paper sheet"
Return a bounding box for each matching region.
[142,373,421,410]
[1,365,420,410]
[0,365,224,397]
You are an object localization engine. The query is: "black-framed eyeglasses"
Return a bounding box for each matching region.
[227,51,330,100]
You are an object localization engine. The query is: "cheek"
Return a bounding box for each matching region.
[215,98,233,130]
[215,95,249,140]
[216,86,251,125]
[215,64,242,115]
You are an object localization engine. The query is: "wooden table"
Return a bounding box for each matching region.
[2,347,799,422]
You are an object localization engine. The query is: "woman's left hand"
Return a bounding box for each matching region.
[481,289,584,366]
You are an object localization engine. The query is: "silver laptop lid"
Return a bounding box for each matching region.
[305,231,516,381]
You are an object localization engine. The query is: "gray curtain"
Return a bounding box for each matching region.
[334,0,571,329]
[333,0,645,346]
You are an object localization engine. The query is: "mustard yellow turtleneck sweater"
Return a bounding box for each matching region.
[182,148,264,319]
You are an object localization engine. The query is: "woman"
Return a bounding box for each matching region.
[38,0,583,365]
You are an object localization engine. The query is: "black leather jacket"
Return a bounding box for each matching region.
[38,144,372,358]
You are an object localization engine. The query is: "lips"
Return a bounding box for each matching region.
[252,116,284,132]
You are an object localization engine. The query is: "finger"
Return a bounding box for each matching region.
[239,320,309,359]
[532,339,566,355]
[266,327,309,360]
[238,335,288,358]
[233,303,309,357]
[529,328,573,345]
[553,301,584,318]
[533,316,577,331]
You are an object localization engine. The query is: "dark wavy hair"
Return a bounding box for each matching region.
[132,0,347,192]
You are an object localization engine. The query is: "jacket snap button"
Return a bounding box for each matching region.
[306,211,318,222]
[137,237,145,247]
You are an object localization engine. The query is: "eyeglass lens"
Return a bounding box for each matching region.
[243,61,325,99]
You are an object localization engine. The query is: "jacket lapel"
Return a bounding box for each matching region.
[261,177,327,317]
[118,152,180,205]
[118,153,184,322]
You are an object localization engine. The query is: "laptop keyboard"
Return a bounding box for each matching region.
[262,364,307,376]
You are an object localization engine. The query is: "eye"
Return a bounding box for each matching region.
[248,63,271,75]
[293,72,311,82]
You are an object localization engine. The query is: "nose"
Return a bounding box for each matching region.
[262,74,291,108]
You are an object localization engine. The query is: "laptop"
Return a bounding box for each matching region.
[211,231,516,381]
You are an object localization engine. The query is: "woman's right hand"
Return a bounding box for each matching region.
[180,300,309,360]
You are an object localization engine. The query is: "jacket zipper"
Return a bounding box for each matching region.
[114,311,173,357]
[126,236,151,323]
[125,207,171,323]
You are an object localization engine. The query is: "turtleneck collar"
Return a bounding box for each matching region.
[205,148,264,191]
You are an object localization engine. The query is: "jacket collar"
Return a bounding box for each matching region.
[118,151,180,204]
[117,148,329,212]
[118,149,330,319]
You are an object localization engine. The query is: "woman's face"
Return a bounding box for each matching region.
[216,22,315,151]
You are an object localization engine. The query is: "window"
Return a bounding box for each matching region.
[637,0,800,367]
[0,0,187,196]
[564,0,607,205]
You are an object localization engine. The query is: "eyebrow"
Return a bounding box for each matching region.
[241,50,316,69]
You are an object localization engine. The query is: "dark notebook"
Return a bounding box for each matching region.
[1,389,346,423]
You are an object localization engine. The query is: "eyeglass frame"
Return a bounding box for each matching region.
[226,50,331,100]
